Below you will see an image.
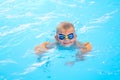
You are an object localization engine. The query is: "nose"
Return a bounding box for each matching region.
[65,36,68,40]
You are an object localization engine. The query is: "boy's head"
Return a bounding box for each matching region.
[55,21,77,47]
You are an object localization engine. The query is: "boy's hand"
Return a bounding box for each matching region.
[80,42,92,53]
[34,42,49,55]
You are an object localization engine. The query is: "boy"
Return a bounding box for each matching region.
[34,22,92,56]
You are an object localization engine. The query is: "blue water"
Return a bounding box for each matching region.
[0,0,120,80]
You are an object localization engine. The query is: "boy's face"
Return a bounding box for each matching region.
[55,28,77,47]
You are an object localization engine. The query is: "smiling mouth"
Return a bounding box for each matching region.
[63,42,71,45]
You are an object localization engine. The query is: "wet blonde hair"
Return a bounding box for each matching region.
[56,21,75,34]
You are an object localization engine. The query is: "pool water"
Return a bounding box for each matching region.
[0,0,120,80]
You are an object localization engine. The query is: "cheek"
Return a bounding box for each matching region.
[58,39,64,43]
[70,38,76,43]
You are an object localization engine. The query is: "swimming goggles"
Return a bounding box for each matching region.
[58,33,74,40]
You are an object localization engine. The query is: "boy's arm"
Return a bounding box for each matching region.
[80,42,92,53]
[75,41,92,53]
[46,42,57,49]
[65,42,92,66]
[76,41,92,61]
[34,42,56,56]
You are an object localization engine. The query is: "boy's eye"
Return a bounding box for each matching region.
[58,34,65,40]
[68,33,74,39]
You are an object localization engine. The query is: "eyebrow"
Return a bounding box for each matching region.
[58,33,74,35]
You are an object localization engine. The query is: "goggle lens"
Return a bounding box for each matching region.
[58,33,74,40]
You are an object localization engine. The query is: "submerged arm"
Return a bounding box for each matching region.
[76,42,92,61]
[65,42,92,66]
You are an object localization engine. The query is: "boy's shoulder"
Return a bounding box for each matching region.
[74,41,84,48]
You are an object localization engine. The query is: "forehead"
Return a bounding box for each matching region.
[58,27,74,35]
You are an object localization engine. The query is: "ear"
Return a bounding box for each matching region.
[75,34,77,38]
[55,35,59,41]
